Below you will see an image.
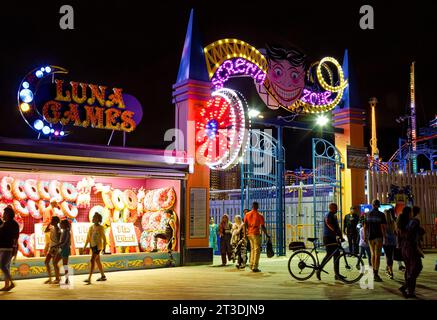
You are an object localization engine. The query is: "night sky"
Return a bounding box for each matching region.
[1,0,436,170]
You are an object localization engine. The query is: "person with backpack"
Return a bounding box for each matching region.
[363,199,387,282]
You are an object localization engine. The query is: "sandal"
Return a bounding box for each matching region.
[83,279,91,284]
[44,279,52,284]
[96,276,107,281]
[51,279,60,284]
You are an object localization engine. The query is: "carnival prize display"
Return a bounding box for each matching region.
[0,174,178,257]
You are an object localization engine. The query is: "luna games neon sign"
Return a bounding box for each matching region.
[18,65,143,137]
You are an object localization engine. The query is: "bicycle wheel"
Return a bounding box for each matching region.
[288,250,316,281]
[335,253,364,284]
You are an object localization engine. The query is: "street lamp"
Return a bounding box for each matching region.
[316,114,329,127]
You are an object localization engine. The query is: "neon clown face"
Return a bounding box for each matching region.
[267,60,305,107]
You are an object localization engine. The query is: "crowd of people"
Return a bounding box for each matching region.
[210,202,270,272]
[322,199,429,298]
[0,206,107,291]
[0,199,435,297]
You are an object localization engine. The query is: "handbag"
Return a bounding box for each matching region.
[266,237,274,258]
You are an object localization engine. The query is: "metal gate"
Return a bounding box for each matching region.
[241,129,285,256]
[312,138,343,245]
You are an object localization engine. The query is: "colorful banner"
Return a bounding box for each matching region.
[111,222,138,247]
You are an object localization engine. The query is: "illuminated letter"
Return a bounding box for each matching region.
[83,106,104,128]
[87,84,107,107]
[71,82,88,104]
[42,101,62,124]
[234,58,246,73]
[105,108,121,130]
[107,88,126,109]
[60,104,82,126]
[120,110,136,132]
[55,79,71,102]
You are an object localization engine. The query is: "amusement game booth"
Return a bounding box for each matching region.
[0,62,195,280]
[0,137,189,280]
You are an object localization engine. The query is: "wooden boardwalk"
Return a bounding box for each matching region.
[1,253,436,300]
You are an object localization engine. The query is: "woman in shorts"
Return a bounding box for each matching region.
[53,220,71,285]
[83,212,107,284]
[44,216,61,284]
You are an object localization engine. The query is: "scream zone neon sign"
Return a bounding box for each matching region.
[18,65,142,137]
[211,58,266,90]
[203,39,348,113]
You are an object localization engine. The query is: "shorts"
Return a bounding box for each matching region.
[49,247,60,256]
[60,247,70,258]
[91,246,101,255]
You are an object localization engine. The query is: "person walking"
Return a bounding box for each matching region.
[151,209,176,266]
[0,206,20,291]
[383,208,397,280]
[343,206,359,254]
[399,206,425,298]
[231,215,246,270]
[83,212,107,284]
[244,202,270,273]
[357,221,371,267]
[363,199,387,282]
[53,219,71,285]
[219,214,233,266]
[317,203,345,281]
[44,216,61,284]
[209,217,219,253]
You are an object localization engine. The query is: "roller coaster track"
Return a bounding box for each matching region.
[204,39,268,79]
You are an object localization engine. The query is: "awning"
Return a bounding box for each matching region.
[0,136,192,179]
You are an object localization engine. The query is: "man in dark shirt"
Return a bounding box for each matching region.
[363,199,387,282]
[317,203,344,281]
[0,206,20,291]
[343,206,360,254]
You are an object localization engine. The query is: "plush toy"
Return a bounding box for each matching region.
[76,176,95,208]
[136,187,146,216]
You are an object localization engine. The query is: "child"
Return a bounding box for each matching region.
[44,216,61,284]
[231,215,246,269]
[83,212,107,284]
[53,220,71,285]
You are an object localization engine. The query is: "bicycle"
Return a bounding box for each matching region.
[288,237,365,284]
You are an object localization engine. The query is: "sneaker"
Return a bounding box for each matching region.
[83,279,91,284]
[399,265,406,271]
[252,268,261,273]
[374,274,383,282]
